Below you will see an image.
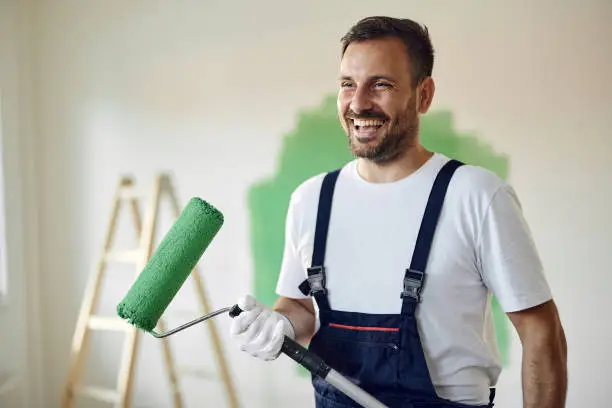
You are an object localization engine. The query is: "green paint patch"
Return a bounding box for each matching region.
[247,94,511,368]
[247,95,353,309]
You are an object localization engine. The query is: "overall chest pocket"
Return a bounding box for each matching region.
[310,313,402,392]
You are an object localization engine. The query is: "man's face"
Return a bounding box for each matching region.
[337,37,428,163]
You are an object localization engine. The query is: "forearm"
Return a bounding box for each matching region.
[522,325,567,407]
[273,296,316,345]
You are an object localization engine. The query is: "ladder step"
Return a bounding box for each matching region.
[120,189,144,200]
[177,366,216,380]
[73,385,120,403]
[105,250,141,263]
[88,316,129,331]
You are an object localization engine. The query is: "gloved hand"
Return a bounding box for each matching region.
[229,294,295,361]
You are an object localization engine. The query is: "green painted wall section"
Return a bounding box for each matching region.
[247,94,511,367]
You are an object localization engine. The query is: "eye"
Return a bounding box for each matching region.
[374,82,392,89]
[340,81,354,89]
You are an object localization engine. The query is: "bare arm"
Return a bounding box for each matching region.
[273,296,316,345]
[507,299,567,408]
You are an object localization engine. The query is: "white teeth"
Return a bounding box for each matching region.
[353,119,384,127]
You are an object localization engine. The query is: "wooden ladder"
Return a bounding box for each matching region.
[61,173,240,408]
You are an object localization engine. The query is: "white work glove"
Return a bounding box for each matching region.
[229,294,295,361]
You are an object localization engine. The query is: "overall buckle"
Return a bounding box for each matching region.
[401,269,425,302]
[306,266,327,295]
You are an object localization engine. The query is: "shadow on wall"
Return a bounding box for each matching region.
[247,94,511,367]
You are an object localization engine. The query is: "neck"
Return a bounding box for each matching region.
[356,145,434,183]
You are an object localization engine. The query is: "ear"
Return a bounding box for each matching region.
[417,77,435,114]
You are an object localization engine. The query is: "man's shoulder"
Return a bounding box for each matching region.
[450,158,508,199]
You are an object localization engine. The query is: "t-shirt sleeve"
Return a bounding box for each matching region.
[477,183,553,313]
[275,193,309,299]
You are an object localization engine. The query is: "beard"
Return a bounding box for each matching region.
[344,97,419,164]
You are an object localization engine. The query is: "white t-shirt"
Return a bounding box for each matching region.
[275,153,553,404]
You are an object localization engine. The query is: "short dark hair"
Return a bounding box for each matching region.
[340,16,434,87]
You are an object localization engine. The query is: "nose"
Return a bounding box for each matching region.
[349,87,373,114]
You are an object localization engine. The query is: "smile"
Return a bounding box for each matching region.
[352,118,385,130]
[351,118,385,140]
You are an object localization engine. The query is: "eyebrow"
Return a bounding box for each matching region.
[339,75,396,82]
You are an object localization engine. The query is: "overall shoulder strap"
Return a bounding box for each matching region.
[401,159,464,315]
[297,169,341,311]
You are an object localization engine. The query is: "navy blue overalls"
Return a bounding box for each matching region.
[298,159,496,408]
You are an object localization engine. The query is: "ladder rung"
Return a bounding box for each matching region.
[73,386,120,403]
[105,250,141,263]
[177,366,216,380]
[88,316,129,331]
[120,189,144,200]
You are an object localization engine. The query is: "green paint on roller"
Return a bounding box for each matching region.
[116,197,224,332]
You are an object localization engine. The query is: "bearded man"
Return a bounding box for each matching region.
[229,16,567,408]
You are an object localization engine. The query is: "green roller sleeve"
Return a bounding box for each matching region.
[116,197,224,332]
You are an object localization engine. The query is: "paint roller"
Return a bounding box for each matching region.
[116,197,388,408]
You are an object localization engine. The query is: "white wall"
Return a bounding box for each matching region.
[18,0,612,407]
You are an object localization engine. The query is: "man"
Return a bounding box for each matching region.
[230,16,567,408]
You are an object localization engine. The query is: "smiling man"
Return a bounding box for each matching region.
[230,16,567,408]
